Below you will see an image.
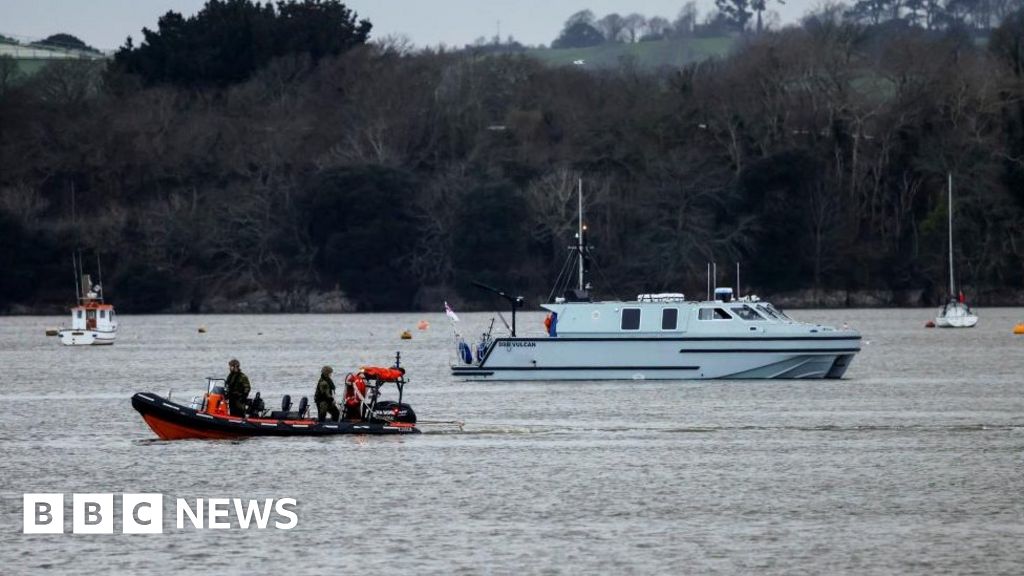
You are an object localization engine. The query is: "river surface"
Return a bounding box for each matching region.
[1,309,1022,574]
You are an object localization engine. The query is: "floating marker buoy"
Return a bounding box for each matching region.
[45,328,59,336]
[417,320,429,331]
[1014,323,1024,335]
[400,330,412,340]
[925,320,936,328]
[198,326,207,333]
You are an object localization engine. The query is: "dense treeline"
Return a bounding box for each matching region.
[1,1,1022,312]
[550,0,1024,48]
[110,0,370,87]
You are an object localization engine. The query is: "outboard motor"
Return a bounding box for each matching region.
[297,397,309,419]
[270,394,298,419]
[368,401,417,424]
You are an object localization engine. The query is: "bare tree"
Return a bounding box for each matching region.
[597,13,628,42]
[645,16,673,38]
[673,2,700,36]
[0,183,49,227]
[623,13,648,42]
[525,167,579,263]
[0,55,20,96]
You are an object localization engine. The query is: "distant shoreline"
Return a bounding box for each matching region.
[5,288,1022,315]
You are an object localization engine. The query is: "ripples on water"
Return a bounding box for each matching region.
[1,309,1022,574]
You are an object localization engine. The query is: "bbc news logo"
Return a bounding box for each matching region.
[23,494,298,534]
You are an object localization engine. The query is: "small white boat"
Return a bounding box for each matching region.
[58,254,118,346]
[934,174,978,329]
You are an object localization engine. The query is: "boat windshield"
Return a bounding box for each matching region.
[756,304,792,322]
[730,305,766,321]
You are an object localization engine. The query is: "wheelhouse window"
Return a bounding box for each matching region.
[76,310,83,319]
[698,308,733,320]
[661,308,678,330]
[756,304,792,322]
[100,310,106,319]
[621,308,641,330]
[731,305,765,321]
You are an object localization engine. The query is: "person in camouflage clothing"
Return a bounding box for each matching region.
[314,365,340,422]
[224,359,251,417]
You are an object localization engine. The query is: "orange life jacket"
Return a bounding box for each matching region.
[344,374,367,407]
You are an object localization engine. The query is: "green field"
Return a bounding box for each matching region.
[526,37,735,69]
[1,41,108,81]
[11,58,51,76]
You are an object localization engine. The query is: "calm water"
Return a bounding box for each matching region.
[1,309,1022,574]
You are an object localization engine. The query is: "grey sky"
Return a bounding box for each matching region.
[0,0,817,51]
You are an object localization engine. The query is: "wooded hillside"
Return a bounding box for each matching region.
[1,1,1022,312]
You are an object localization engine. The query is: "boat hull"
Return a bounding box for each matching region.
[934,315,978,328]
[131,393,419,439]
[59,329,116,346]
[451,336,860,381]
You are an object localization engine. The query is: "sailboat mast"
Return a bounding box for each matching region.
[948,173,955,298]
[72,253,80,302]
[577,178,584,292]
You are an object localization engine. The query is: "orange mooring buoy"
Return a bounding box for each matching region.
[1013,323,1024,335]
[417,320,429,331]
[401,330,413,340]
[925,320,936,328]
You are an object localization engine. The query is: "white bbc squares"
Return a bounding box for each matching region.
[122,494,164,534]
[73,493,114,534]
[23,494,64,534]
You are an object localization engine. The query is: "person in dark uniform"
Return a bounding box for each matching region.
[314,366,340,422]
[224,359,251,417]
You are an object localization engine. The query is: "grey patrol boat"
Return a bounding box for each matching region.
[451,182,861,381]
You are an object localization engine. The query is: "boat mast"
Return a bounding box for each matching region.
[706,262,711,301]
[72,253,81,302]
[948,173,955,299]
[96,254,104,303]
[577,178,585,292]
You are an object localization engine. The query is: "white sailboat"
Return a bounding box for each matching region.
[935,174,978,328]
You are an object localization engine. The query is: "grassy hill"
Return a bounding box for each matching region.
[526,37,735,69]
